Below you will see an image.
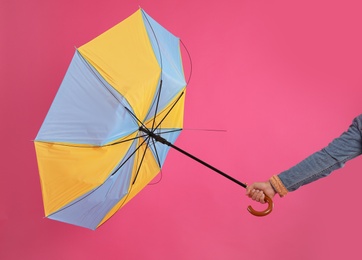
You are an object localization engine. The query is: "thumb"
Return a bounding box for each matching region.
[245,183,253,195]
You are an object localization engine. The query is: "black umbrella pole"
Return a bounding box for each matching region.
[140,127,247,189]
[169,143,247,188]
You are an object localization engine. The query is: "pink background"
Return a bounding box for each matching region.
[1,0,362,259]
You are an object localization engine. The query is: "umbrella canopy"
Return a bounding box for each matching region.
[34,9,186,230]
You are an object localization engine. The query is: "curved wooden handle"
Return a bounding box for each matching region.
[247,195,274,217]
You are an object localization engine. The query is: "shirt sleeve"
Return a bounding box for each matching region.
[276,114,362,193]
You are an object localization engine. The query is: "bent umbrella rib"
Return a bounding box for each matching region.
[131,136,151,185]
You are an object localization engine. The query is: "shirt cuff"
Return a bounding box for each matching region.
[269,175,288,197]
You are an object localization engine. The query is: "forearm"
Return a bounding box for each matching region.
[273,115,362,195]
[278,148,349,192]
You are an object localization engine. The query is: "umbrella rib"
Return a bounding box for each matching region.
[105,133,147,147]
[111,135,149,176]
[77,50,125,105]
[153,128,182,136]
[141,9,163,70]
[151,79,163,130]
[153,91,185,132]
[150,137,162,168]
[124,106,147,129]
[145,137,164,184]
[180,39,193,85]
[35,133,144,148]
[131,136,151,185]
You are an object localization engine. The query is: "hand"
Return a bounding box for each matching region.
[246,181,276,204]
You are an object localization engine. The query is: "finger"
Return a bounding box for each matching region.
[255,190,262,202]
[251,190,260,200]
[247,188,256,197]
[250,190,258,200]
[253,190,265,204]
[245,183,253,194]
[258,192,266,204]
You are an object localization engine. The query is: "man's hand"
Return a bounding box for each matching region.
[246,181,276,203]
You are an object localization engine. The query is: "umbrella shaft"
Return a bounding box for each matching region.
[140,127,247,188]
[169,143,247,188]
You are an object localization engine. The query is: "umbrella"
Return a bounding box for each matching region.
[34,9,272,230]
